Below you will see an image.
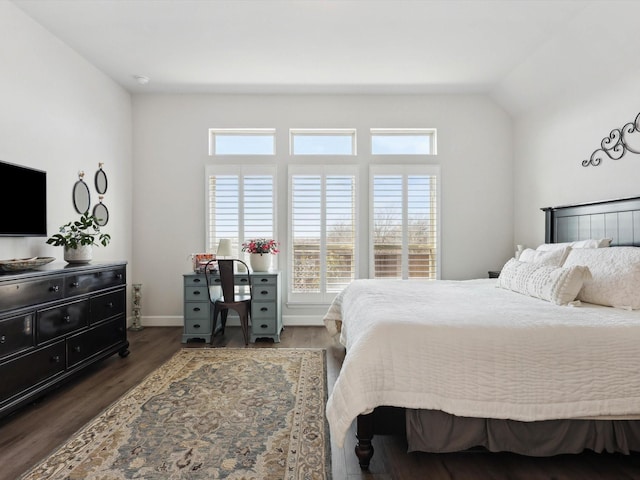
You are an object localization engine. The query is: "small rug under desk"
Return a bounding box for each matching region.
[20,348,330,480]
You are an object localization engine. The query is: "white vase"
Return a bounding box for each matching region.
[64,244,93,264]
[250,253,272,272]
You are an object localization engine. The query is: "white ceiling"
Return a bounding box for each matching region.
[11,0,640,115]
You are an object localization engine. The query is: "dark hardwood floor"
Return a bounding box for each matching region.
[2,326,640,479]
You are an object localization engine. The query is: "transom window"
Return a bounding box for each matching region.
[370,128,436,155]
[290,129,356,155]
[209,128,276,155]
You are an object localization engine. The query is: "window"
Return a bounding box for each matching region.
[209,129,275,155]
[289,166,357,302]
[290,129,356,155]
[370,165,439,279]
[205,165,276,256]
[371,128,436,155]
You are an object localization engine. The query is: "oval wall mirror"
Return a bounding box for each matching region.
[93,201,109,226]
[73,179,91,214]
[95,165,108,194]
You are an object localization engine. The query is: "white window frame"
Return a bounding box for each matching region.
[369,164,440,280]
[290,128,357,156]
[204,164,277,258]
[208,128,276,156]
[370,128,437,155]
[288,164,359,304]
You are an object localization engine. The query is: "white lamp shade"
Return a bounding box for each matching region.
[216,239,233,257]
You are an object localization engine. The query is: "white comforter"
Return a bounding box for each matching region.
[324,279,640,448]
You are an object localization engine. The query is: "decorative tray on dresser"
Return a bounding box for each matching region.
[0,261,129,420]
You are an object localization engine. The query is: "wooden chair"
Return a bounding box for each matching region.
[204,259,252,345]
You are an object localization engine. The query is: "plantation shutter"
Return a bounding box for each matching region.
[370,165,439,280]
[206,166,275,256]
[289,166,357,302]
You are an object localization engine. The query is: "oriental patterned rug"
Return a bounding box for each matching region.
[20,348,330,480]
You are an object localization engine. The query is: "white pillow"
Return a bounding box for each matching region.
[518,246,571,267]
[562,247,640,309]
[536,238,612,251]
[497,258,591,306]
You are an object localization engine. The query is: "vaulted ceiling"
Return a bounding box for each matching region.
[11,0,640,115]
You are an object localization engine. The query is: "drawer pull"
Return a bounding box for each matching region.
[240,278,248,283]
[107,302,114,308]
[73,346,81,353]
[193,278,201,283]
[193,323,201,329]
[261,278,268,283]
[63,315,71,323]
[260,290,268,295]
[214,279,221,284]
[260,307,268,312]
[71,281,80,288]
[260,324,268,329]
[116,273,123,279]
[193,307,201,312]
[50,285,60,293]
[193,290,201,295]
[51,355,61,363]
[0,335,5,344]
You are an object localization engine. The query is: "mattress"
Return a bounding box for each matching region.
[324,278,640,448]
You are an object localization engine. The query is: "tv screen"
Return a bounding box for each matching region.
[0,161,47,236]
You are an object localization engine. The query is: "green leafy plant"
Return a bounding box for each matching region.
[46,212,111,249]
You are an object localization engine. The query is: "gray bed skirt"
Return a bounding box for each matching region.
[406,409,640,456]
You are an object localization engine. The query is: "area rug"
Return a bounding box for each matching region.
[20,348,330,480]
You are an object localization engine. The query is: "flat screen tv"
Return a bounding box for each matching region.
[0,161,47,236]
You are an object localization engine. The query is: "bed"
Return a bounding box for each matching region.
[324,195,640,469]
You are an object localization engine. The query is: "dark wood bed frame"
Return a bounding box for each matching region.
[354,195,640,469]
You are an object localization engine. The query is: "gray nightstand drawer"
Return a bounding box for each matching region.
[252,301,276,319]
[253,285,276,301]
[185,318,211,335]
[184,275,206,287]
[251,275,276,286]
[185,286,209,301]
[184,302,209,320]
[252,317,276,335]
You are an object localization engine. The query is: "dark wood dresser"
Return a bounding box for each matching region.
[0,261,129,420]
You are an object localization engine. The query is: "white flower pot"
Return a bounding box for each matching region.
[64,245,93,264]
[250,253,272,272]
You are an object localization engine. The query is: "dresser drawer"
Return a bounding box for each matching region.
[65,267,126,296]
[0,340,65,404]
[67,317,126,368]
[37,299,89,343]
[184,275,206,287]
[251,275,277,286]
[0,277,64,313]
[90,289,125,324]
[184,302,209,320]
[185,318,212,335]
[252,301,276,319]
[251,317,277,335]
[0,313,34,359]
[253,285,276,301]
[185,286,210,302]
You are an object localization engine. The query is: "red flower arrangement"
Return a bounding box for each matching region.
[241,238,279,255]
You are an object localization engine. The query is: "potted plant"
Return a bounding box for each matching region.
[46,212,111,264]
[241,238,279,272]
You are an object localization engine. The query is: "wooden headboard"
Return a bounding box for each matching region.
[542,196,640,246]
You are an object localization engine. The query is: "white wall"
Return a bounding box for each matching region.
[513,69,640,247]
[132,93,513,325]
[0,3,132,275]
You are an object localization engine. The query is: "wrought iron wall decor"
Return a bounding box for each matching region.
[582,111,640,167]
